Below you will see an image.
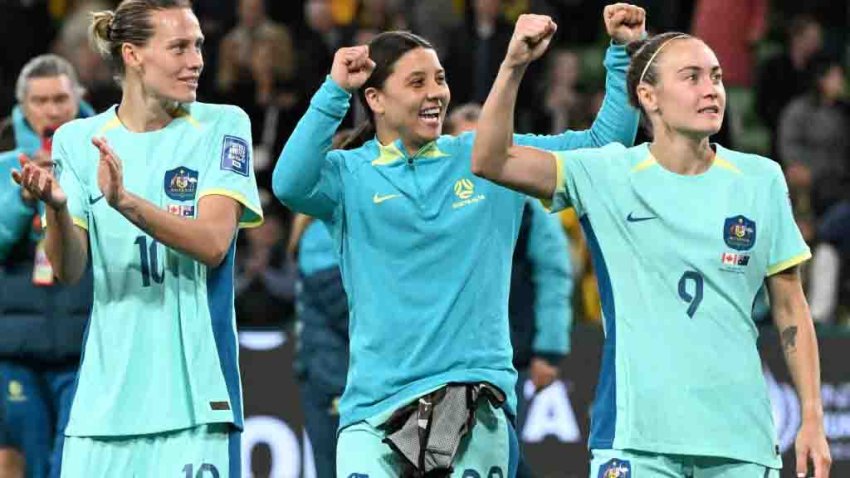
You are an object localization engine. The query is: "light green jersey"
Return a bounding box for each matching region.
[548,142,809,468]
[52,104,262,436]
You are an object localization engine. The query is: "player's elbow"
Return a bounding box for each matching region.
[202,241,232,268]
[271,165,302,208]
[471,149,499,180]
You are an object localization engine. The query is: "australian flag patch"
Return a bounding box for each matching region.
[220,135,249,177]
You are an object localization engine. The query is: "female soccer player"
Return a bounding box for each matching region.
[471,30,832,478]
[13,1,262,476]
[273,4,645,476]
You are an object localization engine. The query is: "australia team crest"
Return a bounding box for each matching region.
[723,215,756,251]
[164,167,198,201]
[598,459,630,478]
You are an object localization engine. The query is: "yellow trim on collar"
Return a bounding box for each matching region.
[417,142,450,159]
[631,155,656,172]
[371,141,405,166]
[371,140,449,166]
[713,155,741,174]
[174,107,201,129]
[97,117,122,135]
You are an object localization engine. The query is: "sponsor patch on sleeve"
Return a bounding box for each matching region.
[220,135,250,177]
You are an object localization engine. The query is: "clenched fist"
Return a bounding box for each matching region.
[503,14,558,69]
[330,46,376,93]
[604,3,646,44]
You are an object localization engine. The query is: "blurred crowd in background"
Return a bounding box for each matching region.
[1,0,849,328]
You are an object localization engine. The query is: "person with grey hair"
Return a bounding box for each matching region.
[0,53,94,478]
[0,55,91,152]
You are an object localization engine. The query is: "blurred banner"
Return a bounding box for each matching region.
[238,326,850,477]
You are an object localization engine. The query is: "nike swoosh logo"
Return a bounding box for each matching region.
[373,193,401,204]
[88,194,104,205]
[626,212,657,222]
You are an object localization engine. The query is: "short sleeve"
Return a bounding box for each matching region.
[765,169,810,276]
[543,143,626,215]
[52,126,89,230]
[197,107,263,228]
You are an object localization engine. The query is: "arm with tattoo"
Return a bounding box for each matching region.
[767,267,831,477]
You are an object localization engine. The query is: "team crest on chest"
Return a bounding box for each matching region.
[723,215,756,251]
[164,167,198,201]
[597,458,630,478]
[452,177,485,209]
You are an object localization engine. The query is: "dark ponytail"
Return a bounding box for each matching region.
[339,122,372,150]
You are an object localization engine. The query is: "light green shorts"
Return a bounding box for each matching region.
[61,423,240,478]
[337,401,518,477]
[591,448,779,478]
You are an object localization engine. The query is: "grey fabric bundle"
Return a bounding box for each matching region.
[382,383,505,477]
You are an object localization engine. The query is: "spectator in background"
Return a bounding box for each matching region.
[690,0,767,151]
[691,0,766,88]
[217,0,294,95]
[193,0,238,95]
[51,0,121,113]
[778,56,849,232]
[445,105,574,478]
[535,49,591,134]
[217,0,299,189]
[356,0,407,32]
[0,54,93,478]
[755,15,823,159]
[293,0,353,101]
[403,0,460,58]
[235,192,295,328]
[444,0,514,106]
[808,202,850,324]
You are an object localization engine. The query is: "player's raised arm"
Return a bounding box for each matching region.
[514,3,645,151]
[272,46,374,219]
[767,267,831,478]
[471,14,560,199]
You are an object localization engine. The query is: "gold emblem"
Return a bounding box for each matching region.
[454,178,474,199]
[8,380,26,402]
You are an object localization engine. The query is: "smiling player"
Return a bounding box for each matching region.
[13,1,262,475]
[472,30,832,478]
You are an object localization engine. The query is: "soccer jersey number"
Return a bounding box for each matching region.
[182,463,220,478]
[134,235,164,287]
[678,271,704,318]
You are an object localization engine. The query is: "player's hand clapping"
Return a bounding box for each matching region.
[92,137,127,208]
[604,3,646,44]
[12,153,67,210]
[503,14,558,69]
[330,46,376,93]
